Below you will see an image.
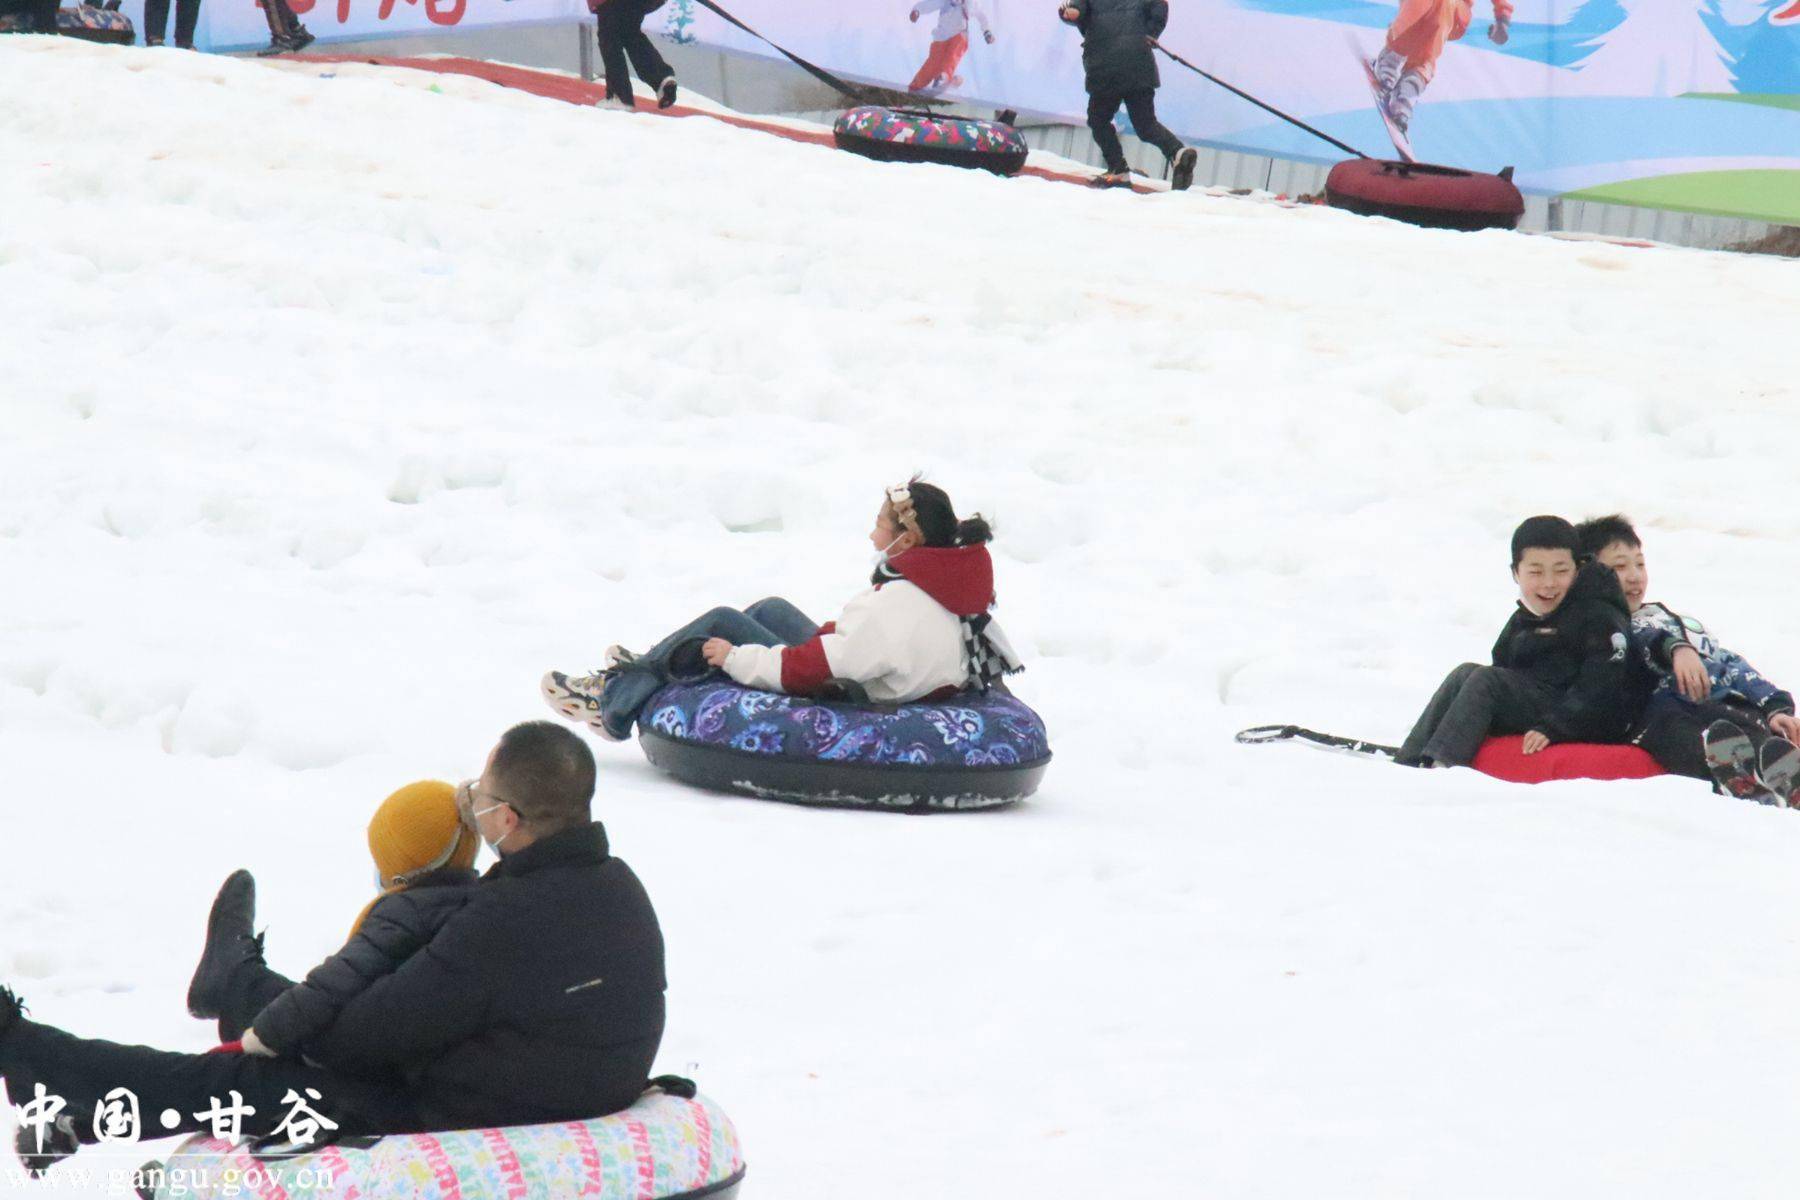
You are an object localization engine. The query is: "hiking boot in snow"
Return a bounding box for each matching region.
[657,76,678,109]
[1387,69,1426,136]
[1170,146,1198,192]
[15,1112,82,1179]
[1756,736,1800,808]
[285,25,314,51]
[186,870,260,1020]
[542,649,637,742]
[1089,170,1133,189]
[1703,720,1775,804]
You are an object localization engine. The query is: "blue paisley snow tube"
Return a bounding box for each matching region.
[639,681,1051,812]
[832,105,1030,176]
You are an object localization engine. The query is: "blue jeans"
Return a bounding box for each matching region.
[598,597,819,739]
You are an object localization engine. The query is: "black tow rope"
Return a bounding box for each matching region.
[1150,39,1369,160]
[691,0,883,106]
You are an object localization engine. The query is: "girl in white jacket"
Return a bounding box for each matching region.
[544,481,1021,742]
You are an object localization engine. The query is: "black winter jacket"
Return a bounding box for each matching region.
[1063,0,1166,94]
[1490,559,1638,742]
[308,823,667,1130]
[251,868,479,1059]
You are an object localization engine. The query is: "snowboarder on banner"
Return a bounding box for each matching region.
[1059,0,1199,191]
[1366,0,1513,144]
[907,0,995,95]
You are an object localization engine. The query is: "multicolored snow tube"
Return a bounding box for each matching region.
[1472,735,1665,785]
[148,1089,745,1200]
[832,105,1029,176]
[0,4,133,41]
[1325,158,1525,232]
[639,680,1051,811]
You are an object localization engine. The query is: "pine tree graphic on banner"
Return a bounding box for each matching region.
[1574,0,1737,94]
[663,0,696,44]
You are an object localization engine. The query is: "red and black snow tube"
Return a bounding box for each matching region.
[832,105,1029,176]
[1472,736,1665,785]
[1325,158,1525,232]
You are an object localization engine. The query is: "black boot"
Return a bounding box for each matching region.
[186,870,259,1020]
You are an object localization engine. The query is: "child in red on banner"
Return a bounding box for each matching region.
[1368,0,1513,139]
[908,0,994,94]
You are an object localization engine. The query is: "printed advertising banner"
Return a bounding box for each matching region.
[661,0,1800,224]
[197,0,586,54]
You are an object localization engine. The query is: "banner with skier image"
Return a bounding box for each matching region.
[667,0,1800,224]
[190,0,588,53]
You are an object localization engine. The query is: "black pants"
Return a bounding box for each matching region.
[1397,663,1557,767]
[597,0,671,107]
[0,0,58,33]
[1087,88,1184,174]
[0,959,418,1146]
[1635,697,1775,782]
[141,0,200,46]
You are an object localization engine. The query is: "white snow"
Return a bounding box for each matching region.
[5,36,1800,1199]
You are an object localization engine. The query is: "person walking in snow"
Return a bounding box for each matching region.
[907,0,995,95]
[591,0,678,110]
[542,479,1024,743]
[0,722,667,1176]
[1365,0,1513,143]
[141,0,204,49]
[1059,0,1198,190]
[251,0,314,56]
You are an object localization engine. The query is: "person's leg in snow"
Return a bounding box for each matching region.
[1086,92,1132,183]
[546,600,820,741]
[621,0,676,108]
[171,0,201,48]
[595,0,639,108]
[0,996,420,1168]
[1120,90,1196,191]
[1397,663,1554,767]
[1635,697,1775,783]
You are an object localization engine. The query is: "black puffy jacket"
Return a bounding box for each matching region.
[253,868,478,1058]
[309,823,667,1130]
[1063,0,1167,94]
[1491,560,1638,742]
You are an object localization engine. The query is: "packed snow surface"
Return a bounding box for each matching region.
[6,37,1800,1199]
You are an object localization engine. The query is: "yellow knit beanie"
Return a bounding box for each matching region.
[347,780,479,941]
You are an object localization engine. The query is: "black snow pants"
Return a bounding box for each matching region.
[1635,696,1778,782]
[141,0,200,46]
[1396,662,1557,768]
[597,0,671,107]
[0,959,419,1148]
[1086,88,1184,174]
[0,0,59,34]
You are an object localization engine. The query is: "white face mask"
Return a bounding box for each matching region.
[471,803,516,852]
[871,534,906,568]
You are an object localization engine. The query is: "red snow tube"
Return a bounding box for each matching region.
[1472,736,1665,784]
[1325,158,1525,232]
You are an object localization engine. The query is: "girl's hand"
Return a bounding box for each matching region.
[1769,712,1800,742]
[1672,646,1711,703]
[702,638,734,667]
[1521,730,1550,755]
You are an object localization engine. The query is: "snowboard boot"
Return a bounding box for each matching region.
[186,870,261,1020]
[657,76,678,109]
[1755,736,1800,808]
[1169,146,1198,192]
[541,647,639,742]
[15,1112,82,1179]
[1703,720,1776,805]
[1372,44,1405,99]
[1387,69,1426,137]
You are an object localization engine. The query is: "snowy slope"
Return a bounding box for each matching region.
[5,36,1800,1199]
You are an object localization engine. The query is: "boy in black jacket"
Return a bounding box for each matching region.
[1058,0,1198,189]
[1396,516,1638,768]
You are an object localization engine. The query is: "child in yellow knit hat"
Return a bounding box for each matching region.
[238,780,480,1060]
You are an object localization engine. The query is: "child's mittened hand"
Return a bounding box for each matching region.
[1487,21,1509,44]
[1521,730,1550,754]
[702,638,734,667]
[1671,646,1710,703]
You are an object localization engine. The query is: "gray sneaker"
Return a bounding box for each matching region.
[541,646,640,742]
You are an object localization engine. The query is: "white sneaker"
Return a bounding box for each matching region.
[657,76,678,109]
[542,667,625,741]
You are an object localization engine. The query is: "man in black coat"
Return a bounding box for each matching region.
[0,722,667,1173]
[1059,0,1198,189]
[1396,516,1641,768]
[591,0,677,110]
